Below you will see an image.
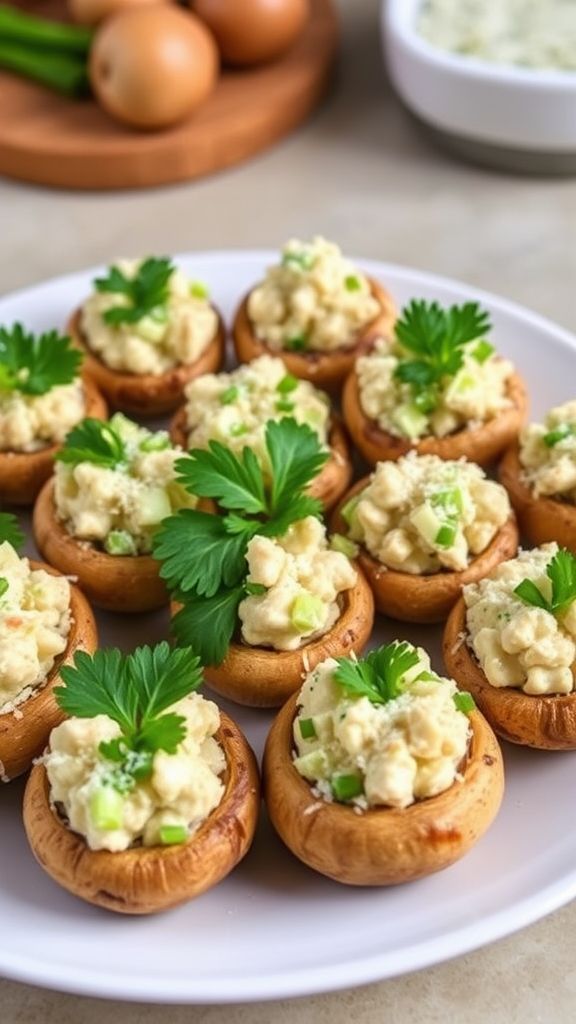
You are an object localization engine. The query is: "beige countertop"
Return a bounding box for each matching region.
[2,0,576,1019]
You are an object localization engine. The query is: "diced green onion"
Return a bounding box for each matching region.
[471,340,495,364]
[299,718,317,740]
[104,530,138,557]
[285,335,308,352]
[277,374,299,395]
[230,422,248,437]
[0,4,93,55]
[159,825,188,846]
[245,581,267,596]
[220,385,239,405]
[139,432,171,453]
[276,398,295,413]
[544,423,575,448]
[89,787,124,831]
[416,670,441,683]
[190,281,209,299]
[0,40,89,95]
[340,493,361,528]
[431,488,463,516]
[414,389,438,414]
[0,577,8,599]
[331,773,364,802]
[290,593,325,633]
[453,691,476,715]
[435,523,457,548]
[282,251,314,271]
[345,275,361,292]
[330,534,359,558]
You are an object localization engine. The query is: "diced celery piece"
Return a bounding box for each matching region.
[290,593,325,633]
[410,502,444,547]
[392,402,428,439]
[230,423,248,437]
[345,275,361,291]
[544,423,576,448]
[159,824,188,845]
[104,530,138,557]
[431,488,463,516]
[108,413,142,444]
[89,786,124,831]
[330,534,359,559]
[139,431,171,453]
[276,398,295,413]
[293,749,329,780]
[138,487,172,526]
[277,374,299,394]
[340,493,361,528]
[299,717,317,740]
[471,339,494,364]
[435,523,457,548]
[136,307,168,343]
[447,368,476,396]
[220,385,239,405]
[190,281,209,299]
[331,773,364,802]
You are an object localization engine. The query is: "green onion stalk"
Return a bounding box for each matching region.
[0,4,92,96]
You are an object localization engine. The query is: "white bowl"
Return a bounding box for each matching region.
[383,0,576,170]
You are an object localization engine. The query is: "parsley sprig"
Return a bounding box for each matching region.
[334,641,420,705]
[55,417,127,470]
[94,258,174,326]
[0,512,24,551]
[154,418,329,666]
[514,549,576,618]
[394,300,492,412]
[54,643,202,793]
[0,324,82,396]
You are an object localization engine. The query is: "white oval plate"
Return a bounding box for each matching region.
[2,252,576,1005]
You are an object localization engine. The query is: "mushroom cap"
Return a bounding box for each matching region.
[232,278,397,393]
[67,306,225,417]
[331,477,519,623]
[263,692,504,886]
[23,711,260,914]
[342,367,528,467]
[0,377,107,507]
[33,479,167,613]
[443,597,576,749]
[0,564,98,782]
[499,442,576,554]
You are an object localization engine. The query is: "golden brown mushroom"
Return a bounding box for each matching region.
[499,442,576,553]
[443,597,576,749]
[170,406,353,512]
[331,478,519,624]
[232,279,396,392]
[23,711,260,914]
[263,692,504,886]
[0,565,98,782]
[342,368,528,467]
[0,378,107,507]
[67,307,226,418]
[33,479,167,613]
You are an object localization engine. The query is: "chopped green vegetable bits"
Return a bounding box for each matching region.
[276,398,295,413]
[159,825,189,846]
[543,423,576,448]
[453,692,476,715]
[284,335,308,352]
[89,787,124,832]
[220,385,240,405]
[331,774,364,802]
[345,275,361,291]
[290,593,325,633]
[435,523,457,548]
[104,530,138,557]
[277,374,299,394]
[299,717,317,740]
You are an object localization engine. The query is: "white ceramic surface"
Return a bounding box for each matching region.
[2,252,576,1004]
[383,0,576,152]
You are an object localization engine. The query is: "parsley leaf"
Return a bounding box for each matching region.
[394,300,492,410]
[514,549,576,617]
[95,258,174,326]
[0,512,24,551]
[171,587,245,667]
[154,510,255,597]
[55,418,127,469]
[176,443,266,515]
[54,643,202,790]
[0,324,82,397]
[334,641,420,705]
[266,418,328,516]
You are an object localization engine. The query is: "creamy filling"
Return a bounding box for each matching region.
[247,237,380,353]
[45,693,225,852]
[346,452,510,574]
[519,400,576,501]
[0,381,85,453]
[293,652,471,809]
[238,516,357,651]
[0,542,71,711]
[464,543,576,695]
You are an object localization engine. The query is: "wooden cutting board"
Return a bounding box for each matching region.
[0,0,338,190]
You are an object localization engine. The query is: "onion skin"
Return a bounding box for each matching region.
[342,368,528,467]
[443,597,576,750]
[33,479,168,613]
[68,0,159,27]
[499,442,576,553]
[89,6,219,130]
[67,307,225,417]
[263,692,504,886]
[169,407,352,512]
[193,0,310,67]
[23,712,260,914]
[331,477,519,624]
[232,278,397,393]
[0,377,107,506]
[0,566,98,782]
[174,568,375,708]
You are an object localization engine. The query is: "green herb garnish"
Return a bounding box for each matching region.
[333,641,420,706]
[0,324,82,396]
[543,423,576,448]
[277,374,298,395]
[299,718,317,740]
[54,643,202,793]
[94,258,174,326]
[276,398,295,413]
[393,300,492,413]
[344,275,361,292]
[285,335,308,352]
[190,281,209,300]
[55,418,127,470]
[0,512,24,551]
[220,385,239,405]
[154,418,328,666]
[282,250,314,271]
[453,692,476,715]
[331,774,363,802]
[514,549,576,618]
